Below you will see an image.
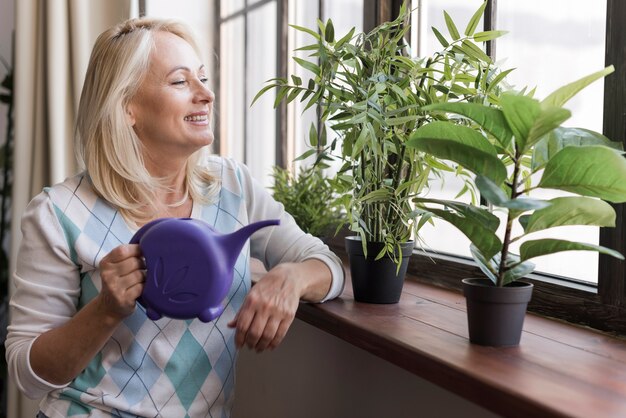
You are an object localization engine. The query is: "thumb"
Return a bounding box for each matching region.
[227,311,239,328]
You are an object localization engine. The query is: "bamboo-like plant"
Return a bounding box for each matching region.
[270,165,340,238]
[254,1,510,262]
[408,66,626,286]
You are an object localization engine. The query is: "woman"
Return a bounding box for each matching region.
[5,18,344,417]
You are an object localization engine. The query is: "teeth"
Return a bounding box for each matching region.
[184,115,207,121]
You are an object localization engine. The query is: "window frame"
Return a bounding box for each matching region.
[215,0,626,335]
[401,0,626,335]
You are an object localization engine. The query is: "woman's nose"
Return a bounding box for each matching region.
[194,81,215,103]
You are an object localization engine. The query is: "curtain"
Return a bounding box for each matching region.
[8,1,133,416]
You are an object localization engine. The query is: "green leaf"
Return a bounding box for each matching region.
[325,19,335,43]
[500,256,536,285]
[361,188,391,203]
[309,123,318,147]
[539,146,626,203]
[475,174,508,205]
[461,40,491,63]
[464,0,487,36]
[444,11,460,40]
[525,106,571,151]
[251,83,279,106]
[293,57,320,75]
[532,127,623,171]
[470,244,498,284]
[289,24,321,41]
[408,122,507,185]
[470,245,535,285]
[386,115,418,126]
[487,68,515,92]
[273,86,290,108]
[473,30,508,42]
[291,75,302,86]
[414,198,500,232]
[500,93,541,152]
[476,175,549,211]
[424,207,502,260]
[500,198,550,211]
[521,196,616,234]
[520,239,624,262]
[542,66,614,108]
[294,148,318,162]
[335,27,356,49]
[431,26,449,48]
[422,102,513,149]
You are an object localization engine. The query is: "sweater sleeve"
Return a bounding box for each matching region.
[5,192,81,399]
[233,160,345,302]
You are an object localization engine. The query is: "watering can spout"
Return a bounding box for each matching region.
[223,219,280,265]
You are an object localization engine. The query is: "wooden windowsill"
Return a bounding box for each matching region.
[293,257,626,418]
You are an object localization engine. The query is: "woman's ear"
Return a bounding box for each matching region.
[125,102,136,127]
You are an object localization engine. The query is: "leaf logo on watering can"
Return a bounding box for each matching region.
[150,258,198,304]
[130,217,280,322]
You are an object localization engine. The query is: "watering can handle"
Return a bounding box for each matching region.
[129,218,172,244]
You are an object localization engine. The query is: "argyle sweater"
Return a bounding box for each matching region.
[6,156,344,418]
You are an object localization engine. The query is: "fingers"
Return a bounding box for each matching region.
[98,244,146,319]
[101,245,144,278]
[229,307,254,349]
[229,301,296,352]
[230,313,284,352]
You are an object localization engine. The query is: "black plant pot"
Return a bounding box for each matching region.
[345,236,413,304]
[462,278,534,347]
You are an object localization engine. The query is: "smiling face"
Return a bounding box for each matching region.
[128,31,215,166]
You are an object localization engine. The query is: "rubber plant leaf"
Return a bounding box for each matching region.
[408,122,507,185]
[520,239,624,262]
[538,146,626,203]
[520,196,616,234]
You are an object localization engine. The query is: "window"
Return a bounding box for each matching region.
[407,0,626,334]
[217,0,364,181]
[215,0,626,335]
[412,0,607,284]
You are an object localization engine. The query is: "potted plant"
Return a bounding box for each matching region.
[408,66,626,346]
[255,1,509,303]
[270,164,340,241]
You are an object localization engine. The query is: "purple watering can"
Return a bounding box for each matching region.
[130,218,280,322]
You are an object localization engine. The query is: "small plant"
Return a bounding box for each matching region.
[408,66,626,286]
[254,1,510,264]
[270,165,340,239]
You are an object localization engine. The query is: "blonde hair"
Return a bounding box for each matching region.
[75,17,219,223]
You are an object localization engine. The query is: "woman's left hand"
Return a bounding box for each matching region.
[227,263,302,352]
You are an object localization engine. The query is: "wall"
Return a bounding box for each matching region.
[234,319,500,418]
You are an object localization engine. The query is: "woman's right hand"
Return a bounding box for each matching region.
[97,244,146,320]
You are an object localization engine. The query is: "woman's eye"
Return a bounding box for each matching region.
[199,77,208,84]
[172,80,186,85]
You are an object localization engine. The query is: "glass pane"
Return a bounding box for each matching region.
[221,0,245,19]
[220,17,245,162]
[246,2,277,185]
[323,0,364,39]
[414,0,484,58]
[289,0,321,169]
[320,0,364,176]
[145,0,214,77]
[287,0,364,172]
[496,0,607,283]
[411,0,485,259]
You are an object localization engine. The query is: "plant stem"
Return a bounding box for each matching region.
[496,150,521,287]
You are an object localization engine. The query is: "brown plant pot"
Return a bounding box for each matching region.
[345,236,414,304]
[462,278,534,347]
